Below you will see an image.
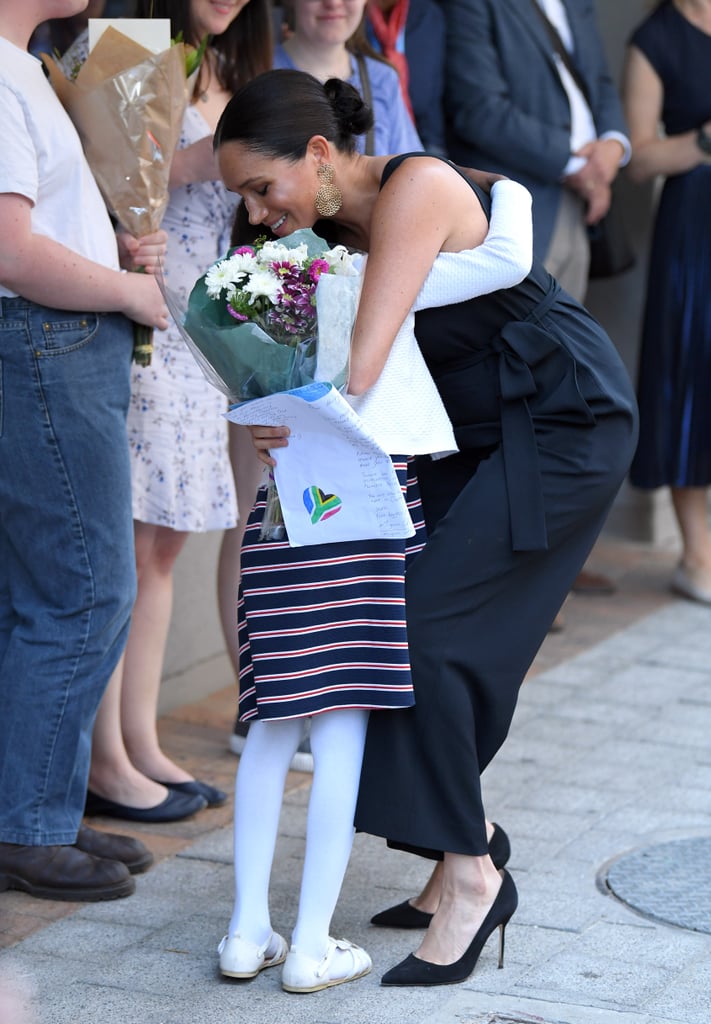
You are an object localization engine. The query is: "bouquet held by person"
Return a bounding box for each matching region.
[42,19,203,363]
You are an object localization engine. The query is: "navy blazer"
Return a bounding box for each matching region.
[441,0,627,257]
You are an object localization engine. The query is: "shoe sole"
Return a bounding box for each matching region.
[220,952,287,979]
[282,964,371,993]
[0,873,135,902]
[124,853,155,875]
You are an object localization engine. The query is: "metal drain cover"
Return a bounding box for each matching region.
[605,836,711,933]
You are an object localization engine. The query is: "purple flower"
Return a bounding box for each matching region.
[227,304,249,322]
[309,259,330,282]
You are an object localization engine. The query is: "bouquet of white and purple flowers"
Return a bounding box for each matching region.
[158,228,362,539]
[176,229,362,405]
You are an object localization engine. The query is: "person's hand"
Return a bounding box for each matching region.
[455,166,509,193]
[583,182,612,226]
[116,229,168,274]
[122,271,170,330]
[578,138,625,187]
[564,137,624,221]
[247,424,290,468]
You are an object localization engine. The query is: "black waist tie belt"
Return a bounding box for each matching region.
[494,280,596,552]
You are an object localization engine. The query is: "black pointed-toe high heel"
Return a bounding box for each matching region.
[371,822,511,929]
[487,822,511,872]
[380,869,518,987]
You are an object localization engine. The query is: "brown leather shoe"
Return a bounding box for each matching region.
[0,842,135,901]
[75,825,154,875]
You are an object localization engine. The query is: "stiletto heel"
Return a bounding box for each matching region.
[371,823,511,929]
[380,869,518,987]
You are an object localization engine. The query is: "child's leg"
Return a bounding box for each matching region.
[291,708,369,958]
[228,717,304,943]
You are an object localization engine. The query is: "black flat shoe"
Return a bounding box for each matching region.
[156,779,227,808]
[371,823,511,929]
[380,869,518,987]
[84,788,206,823]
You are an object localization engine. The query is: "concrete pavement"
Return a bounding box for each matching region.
[2,541,711,1024]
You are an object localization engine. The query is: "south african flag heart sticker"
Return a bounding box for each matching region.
[303,485,343,524]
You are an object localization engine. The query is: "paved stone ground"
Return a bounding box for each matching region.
[2,538,711,1024]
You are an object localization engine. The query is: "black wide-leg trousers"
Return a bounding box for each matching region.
[355,406,636,859]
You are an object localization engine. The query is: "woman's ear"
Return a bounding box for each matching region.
[306,135,332,165]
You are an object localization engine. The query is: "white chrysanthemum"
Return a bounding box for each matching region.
[258,240,308,267]
[204,259,238,298]
[223,251,257,278]
[320,245,360,276]
[243,267,282,304]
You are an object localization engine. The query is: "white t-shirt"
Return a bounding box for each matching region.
[0,37,119,299]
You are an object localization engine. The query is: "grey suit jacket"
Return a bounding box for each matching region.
[441,0,627,257]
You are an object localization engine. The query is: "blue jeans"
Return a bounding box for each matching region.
[0,299,136,844]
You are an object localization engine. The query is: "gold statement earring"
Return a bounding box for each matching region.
[314,163,343,217]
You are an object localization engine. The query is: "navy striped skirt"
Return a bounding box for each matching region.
[237,458,427,721]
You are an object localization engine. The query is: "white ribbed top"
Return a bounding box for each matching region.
[347,180,533,456]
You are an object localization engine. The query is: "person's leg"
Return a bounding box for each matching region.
[399,820,502,916]
[543,189,590,304]
[415,851,504,964]
[290,709,369,959]
[226,717,304,943]
[120,522,190,782]
[669,486,711,601]
[381,853,518,986]
[671,486,711,571]
[0,304,135,845]
[360,408,635,968]
[280,709,372,991]
[88,656,168,808]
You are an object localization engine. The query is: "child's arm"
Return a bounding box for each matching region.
[0,192,169,329]
[413,179,533,311]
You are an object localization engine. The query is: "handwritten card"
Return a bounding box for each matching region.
[226,383,415,547]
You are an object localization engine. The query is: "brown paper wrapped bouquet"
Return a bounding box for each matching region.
[43,23,203,364]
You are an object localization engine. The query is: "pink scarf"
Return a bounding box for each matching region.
[367,0,414,121]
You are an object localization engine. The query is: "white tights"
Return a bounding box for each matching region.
[227,709,369,960]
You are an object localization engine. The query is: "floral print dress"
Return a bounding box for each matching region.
[128,105,239,532]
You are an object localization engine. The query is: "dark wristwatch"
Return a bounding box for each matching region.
[697,127,711,155]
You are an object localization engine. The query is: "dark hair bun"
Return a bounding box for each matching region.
[323,77,374,139]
